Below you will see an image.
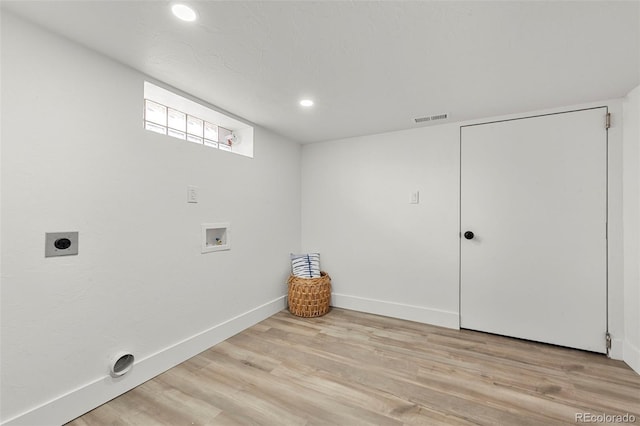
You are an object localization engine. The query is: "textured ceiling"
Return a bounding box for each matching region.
[2,1,639,144]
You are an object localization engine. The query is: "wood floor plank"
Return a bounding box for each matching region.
[67,308,640,425]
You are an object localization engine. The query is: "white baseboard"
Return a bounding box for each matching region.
[331,293,459,330]
[2,295,287,426]
[623,339,640,375]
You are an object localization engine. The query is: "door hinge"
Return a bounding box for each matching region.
[605,113,611,129]
[606,332,612,353]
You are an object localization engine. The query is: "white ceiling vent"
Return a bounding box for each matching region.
[414,113,449,124]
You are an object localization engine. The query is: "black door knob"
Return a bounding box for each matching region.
[464,231,474,240]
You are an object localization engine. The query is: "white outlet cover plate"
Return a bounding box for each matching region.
[45,232,79,257]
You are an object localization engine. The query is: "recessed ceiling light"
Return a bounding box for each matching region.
[172,4,197,22]
[299,99,314,107]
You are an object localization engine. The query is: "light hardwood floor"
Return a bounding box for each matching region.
[68,308,640,425]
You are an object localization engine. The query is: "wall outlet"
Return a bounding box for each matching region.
[45,232,79,257]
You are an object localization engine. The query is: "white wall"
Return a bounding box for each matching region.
[0,13,301,425]
[302,124,461,327]
[302,100,626,356]
[623,84,640,373]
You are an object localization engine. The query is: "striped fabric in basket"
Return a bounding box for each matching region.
[290,253,321,278]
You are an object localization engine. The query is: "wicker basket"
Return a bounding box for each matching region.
[287,271,331,318]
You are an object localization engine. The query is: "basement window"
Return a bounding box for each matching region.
[143,82,254,158]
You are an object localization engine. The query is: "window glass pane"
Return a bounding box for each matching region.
[204,122,218,141]
[218,127,232,146]
[168,108,186,131]
[187,116,203,137]
[145,100,166,126]
[145,121,167,135]
[187,134,203,144]
[168,128,186,140]
[144,82,253,158]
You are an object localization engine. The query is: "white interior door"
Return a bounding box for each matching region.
[460,108,607,353]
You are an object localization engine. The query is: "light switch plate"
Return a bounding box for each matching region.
[45,232,79,257]
[410,191,420,204]
[187,186,198,203]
